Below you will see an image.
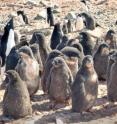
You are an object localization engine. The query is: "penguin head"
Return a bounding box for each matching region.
[6,70,20,84]
[19,46,34,59]
[54,23,61,31]
[97,43,109,55]
[106,29,115,39]
[5,18,14,32]
[47,50,64,61]
[47,7,52,15]
[82,55,94,68]
[107,29,115,35]
[80,12,89,19]
[80,0,86,5]
[36,33,46,48]
[67,19,72,25]
[30,32,46,49]
[30,43,39,53]
[80,12,88,21]
[72,43,84,53]
[67,38,79,46]
[15,41,29,50]
[52,57,65,68]
[17,10,24,16]
[62,35,69,44]
[61,46,81,58]
[80,12,92,27]
[79,32,89,43]
[64,54,78,66]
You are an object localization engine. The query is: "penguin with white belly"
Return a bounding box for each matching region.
[0,18,15,66]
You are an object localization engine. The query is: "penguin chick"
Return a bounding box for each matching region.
[3,70,32,119]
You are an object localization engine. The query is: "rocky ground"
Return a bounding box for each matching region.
[0,0,117,123]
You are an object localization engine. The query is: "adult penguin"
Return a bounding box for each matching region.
[79,32,95,55]
[62,22,68,34]
[0,18,16,66]
[80,12,96,30]
[47,7,55,26]
[50,23,63,49]
[56,35,69,50]
[67,19,73,33]
[5,47,20,71]
[17,10,29,24]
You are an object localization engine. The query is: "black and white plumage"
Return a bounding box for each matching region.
[79,32,95,55]
[0,18,16,66]
[56,35,69,50]
[50,23,63,50]
[47,7,55,26]
[17,10,29,24]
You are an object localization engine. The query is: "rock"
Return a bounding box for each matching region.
[34,10,47,20]
[25,0,40,5]
[40,1,48,7]
[53,4,59,9]
[53,8,61,14]
[52,4,61,14]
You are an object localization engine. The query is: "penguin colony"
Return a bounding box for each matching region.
[0,0,117,120]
